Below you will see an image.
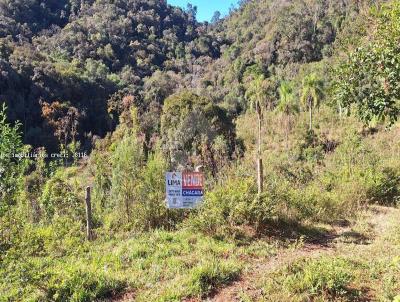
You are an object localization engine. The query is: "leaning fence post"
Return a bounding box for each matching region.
[85,186,93,241]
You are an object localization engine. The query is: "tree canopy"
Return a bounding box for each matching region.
[334,1,400,125]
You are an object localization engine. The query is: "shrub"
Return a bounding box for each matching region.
[187,177,276,238]
[295,129,325,163]
[318,130,400,212]
[97,108,183,232]
[160,91,236,172]
[90,147,112,212]
[366,167,400,205]
[0,104,27,215]
[285,185,331,221]
[133,151,183,231]
[100,147,184,233]
[273,158,314,186]
[39,175,83,222]
[110,116,144,224]
[6,216,85,259]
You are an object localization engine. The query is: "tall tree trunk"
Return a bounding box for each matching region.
[257,107,263,195]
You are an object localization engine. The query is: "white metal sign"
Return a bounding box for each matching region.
[166,172,204,209]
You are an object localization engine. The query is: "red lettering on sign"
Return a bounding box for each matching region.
[182,172,204,189]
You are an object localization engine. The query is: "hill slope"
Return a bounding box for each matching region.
[0,0,383,152]
[0,0,220,151]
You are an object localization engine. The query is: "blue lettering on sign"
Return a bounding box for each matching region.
[167,180,181,186]
[182,189,203,196]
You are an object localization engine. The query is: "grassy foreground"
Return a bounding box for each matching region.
[253,206,400,302]
[2,205,399,302]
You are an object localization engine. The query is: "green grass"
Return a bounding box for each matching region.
[112,230,243,301]
[0,229,245,302]
[259,207,400,302]
[2,209,400,302]
[284,257,354,297]
[263,257,356,301]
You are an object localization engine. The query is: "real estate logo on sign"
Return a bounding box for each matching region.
[166,172,204,209]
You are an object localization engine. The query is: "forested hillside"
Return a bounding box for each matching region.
[0,0,379,153]
[0,0,221,152]
[1,0,400,301]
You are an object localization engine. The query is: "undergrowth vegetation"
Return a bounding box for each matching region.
[261,206,400,302]
[264,257,355,300]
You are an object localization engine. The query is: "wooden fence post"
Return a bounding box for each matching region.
[85,186,93,241]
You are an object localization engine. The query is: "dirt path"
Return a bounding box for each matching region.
[110,206,399,302]
[208,234,338,302]
[209,244,332,302]
[207,205,399,302]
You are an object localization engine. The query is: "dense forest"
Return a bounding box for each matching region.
[1,0,400,301]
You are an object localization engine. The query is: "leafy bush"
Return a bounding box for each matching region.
[39,175,83,222]
[132,152,181,231]
[0,104,27,214]
[106,147,182,232]
[161,91,236,172]
[296,130,325,163]
[366,167,400,205]
[0,256,49,301]
[3,217,85,263]
[305,130,400,217]
[333,1,400,125]
[188,177,276,238]
[110,114,144,225]
[94,108,183,232]
[273,158,314,186]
